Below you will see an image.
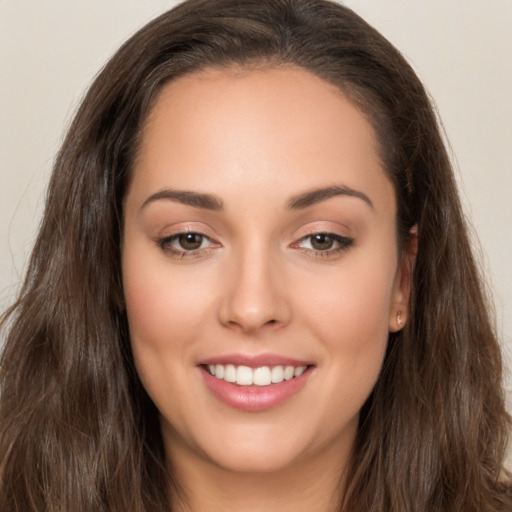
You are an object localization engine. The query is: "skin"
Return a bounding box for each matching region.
[122,66,413,511]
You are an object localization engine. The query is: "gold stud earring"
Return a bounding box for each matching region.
[397,311,403,327]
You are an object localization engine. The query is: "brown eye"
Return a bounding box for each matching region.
[178,233,204,250]
[293,232,353,256]
[158,231,218,257]
[310,234,335,251]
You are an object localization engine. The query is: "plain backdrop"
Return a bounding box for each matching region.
[1,0,511,402]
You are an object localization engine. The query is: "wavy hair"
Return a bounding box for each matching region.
[1,0,510,510]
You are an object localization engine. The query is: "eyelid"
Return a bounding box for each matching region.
[292,232,353,248]
[155,222,354,259]
[289,227,354,258]
[156,227,221,258]
[291,222,353,241]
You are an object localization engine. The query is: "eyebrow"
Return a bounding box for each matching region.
[141,188,224,211]
[141,183,373,213]
[286,185,374,211]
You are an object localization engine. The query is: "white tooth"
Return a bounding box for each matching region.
[253,366,272,386]
[271,366,284,383]
[215,364,224,379]
[224,364,236,383]
[284,366,295,380]
[209,365,216,376]
[236,365,253,386]
[294,366,306,377]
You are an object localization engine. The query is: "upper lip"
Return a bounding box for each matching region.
[198,353,314,368]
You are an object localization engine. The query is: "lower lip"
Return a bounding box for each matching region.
[199,366,313,411]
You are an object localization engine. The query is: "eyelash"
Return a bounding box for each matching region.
[157,231,353,259]
[157,231,214,259]
[291,232,354,259]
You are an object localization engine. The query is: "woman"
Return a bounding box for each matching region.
[0,0,510,510]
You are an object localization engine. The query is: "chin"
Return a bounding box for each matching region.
[206,439,307,474]
[164,416,315,475]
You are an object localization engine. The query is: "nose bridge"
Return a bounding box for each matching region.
[219,237,290,333]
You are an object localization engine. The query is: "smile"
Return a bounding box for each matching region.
[199,358,314,411]
[206,364,307,386]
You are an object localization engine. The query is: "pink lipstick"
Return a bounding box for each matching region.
[198,353,314,411]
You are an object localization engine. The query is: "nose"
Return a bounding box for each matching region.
[218,246,292,335]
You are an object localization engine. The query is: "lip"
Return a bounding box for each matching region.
[198,354,315,411]
[198,353,314,368]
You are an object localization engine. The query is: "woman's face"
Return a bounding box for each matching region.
[122,67,411,474]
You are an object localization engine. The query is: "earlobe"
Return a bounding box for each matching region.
[389,225,417,332]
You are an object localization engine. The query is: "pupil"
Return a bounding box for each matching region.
[312,234,333,250]
[179,233,202,250]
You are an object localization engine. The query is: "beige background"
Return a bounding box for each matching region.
[1,0,511,403]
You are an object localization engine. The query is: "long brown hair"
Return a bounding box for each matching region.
[1,0,510,510]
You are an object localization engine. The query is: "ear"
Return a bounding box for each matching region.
[388,225,417,332]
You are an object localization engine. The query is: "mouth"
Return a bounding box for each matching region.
[203,363,308,387]
[197,356,315,411]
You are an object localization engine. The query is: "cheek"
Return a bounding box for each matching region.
[122,256,216,427]
[292,254,396,391]
[123,256,213,346]
[298,260,395,341]
[304,274,391,431]
[121,246,218,400]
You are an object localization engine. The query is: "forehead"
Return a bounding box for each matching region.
[129,66,394,214]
